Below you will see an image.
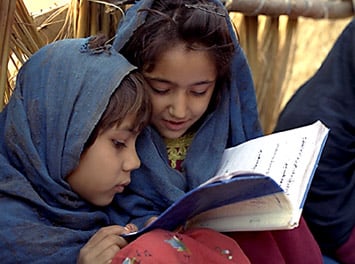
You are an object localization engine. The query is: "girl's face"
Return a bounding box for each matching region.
[66,114,140,206]
[144,43,217,139]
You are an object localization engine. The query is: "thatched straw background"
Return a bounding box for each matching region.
[0,0,16,109]
[1,0,354,133]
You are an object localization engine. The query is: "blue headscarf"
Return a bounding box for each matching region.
[0,38,136,262]
[112,0,263,228]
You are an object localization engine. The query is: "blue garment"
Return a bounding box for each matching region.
[323,255,340,264]
[112,0,262,228]
[0,38,136,263]
[274,19,355,257]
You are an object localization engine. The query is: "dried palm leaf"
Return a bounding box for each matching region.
[0,0,16,110]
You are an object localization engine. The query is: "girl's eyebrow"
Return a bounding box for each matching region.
[144,76,216,86]
[145,76,172,84]
[113,123,135,133]
[114,127,140,136]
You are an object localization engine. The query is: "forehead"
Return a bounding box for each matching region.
[111,113,136,132]
[146,44,217,86]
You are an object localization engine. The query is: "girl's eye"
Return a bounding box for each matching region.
[151,86,169,95]
[191,90,207,96]
[112,139,126,149]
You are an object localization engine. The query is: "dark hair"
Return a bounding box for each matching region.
[120,0,235,83]
[84,71,151,148]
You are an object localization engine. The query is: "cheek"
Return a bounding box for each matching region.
[193,103,208,119]
[192,95,213,117]
[75,145,114,185]
[150,96,166,115]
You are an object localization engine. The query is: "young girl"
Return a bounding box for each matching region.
[112,0,323,263]
[0,36,151,262]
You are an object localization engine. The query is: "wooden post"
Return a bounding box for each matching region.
[225,0,354,19]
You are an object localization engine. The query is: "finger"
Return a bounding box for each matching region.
[86,225,128,248]
[93,235,128,262]
[123,223,138,233]
[78,233,128,264]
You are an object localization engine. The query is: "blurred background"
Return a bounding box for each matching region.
[1,0,353,133]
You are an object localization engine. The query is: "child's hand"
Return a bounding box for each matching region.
[124,223,138,233]
[77,225,129,264]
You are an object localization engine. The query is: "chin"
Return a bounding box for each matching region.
[162,131,185,139]
[93,198,113,207]
[154,124,187,139]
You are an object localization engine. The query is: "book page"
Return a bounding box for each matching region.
[210,121,329,210]
[189,192,295,231]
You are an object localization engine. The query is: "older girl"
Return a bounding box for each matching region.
[112,0,323,263]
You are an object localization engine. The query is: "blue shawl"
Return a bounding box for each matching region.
[274,19,355,254]
[112,0,263,228]
[0,38,136,262]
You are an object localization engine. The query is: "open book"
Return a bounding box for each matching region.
[123,121,329,239]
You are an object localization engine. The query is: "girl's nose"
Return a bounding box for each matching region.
[122,144,141,172]
[168,93,187,119]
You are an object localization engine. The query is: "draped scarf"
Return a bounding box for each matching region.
[0,38,136,263]
[274,19,355,254]
[112,0,263,228]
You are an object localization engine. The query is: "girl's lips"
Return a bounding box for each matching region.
[163,119,188,131]
[114,185,125,193]
[114,182,129,193]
